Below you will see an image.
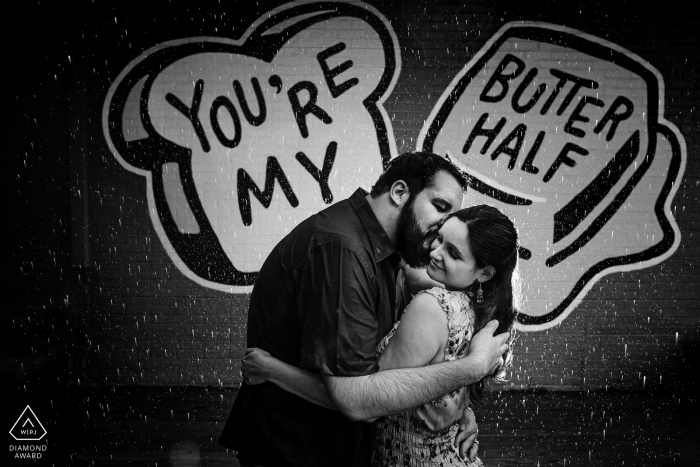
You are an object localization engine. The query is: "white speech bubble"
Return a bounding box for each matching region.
[103,1,401,293]
[419,22,686,331]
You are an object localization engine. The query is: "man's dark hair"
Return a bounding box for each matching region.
[370,152,467,198]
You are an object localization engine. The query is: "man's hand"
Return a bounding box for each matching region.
[241,348,275,385]
[467,320,510,378]
[454,407,479,461]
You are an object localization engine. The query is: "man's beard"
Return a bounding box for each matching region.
[396,197,436,268]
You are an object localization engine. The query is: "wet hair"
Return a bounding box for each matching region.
[444,205,520,403]
[370,152,467,198]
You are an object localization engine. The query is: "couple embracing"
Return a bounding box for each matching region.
[219,152,520,467]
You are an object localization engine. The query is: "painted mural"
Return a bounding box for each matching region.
[103,1,400,291]
[419,23,686,330]
[103,1,686,331]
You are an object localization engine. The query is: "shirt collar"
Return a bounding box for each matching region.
[348,188,398,263]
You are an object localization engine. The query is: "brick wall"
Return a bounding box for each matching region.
[7,0,698,391]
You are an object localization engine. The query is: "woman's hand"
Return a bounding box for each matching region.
[241,347,275,385]
[454,406,479,461]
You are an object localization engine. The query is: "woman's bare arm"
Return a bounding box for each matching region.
[377,293,448,370]
[378,293,469,431]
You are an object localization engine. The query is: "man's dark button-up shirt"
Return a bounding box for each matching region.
[219,189,405,467]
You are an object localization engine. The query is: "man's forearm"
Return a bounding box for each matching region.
[324,355,486,421]
[268,360,339,411]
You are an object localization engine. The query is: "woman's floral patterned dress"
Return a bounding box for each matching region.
[371,287,484,467]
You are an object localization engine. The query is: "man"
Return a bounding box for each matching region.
[219,152,510,466]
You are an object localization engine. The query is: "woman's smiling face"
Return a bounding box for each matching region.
[427,216,490,291]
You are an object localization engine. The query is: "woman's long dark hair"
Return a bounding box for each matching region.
[443,205,520,403]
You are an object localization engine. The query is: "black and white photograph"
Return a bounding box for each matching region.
[4,0,698,465]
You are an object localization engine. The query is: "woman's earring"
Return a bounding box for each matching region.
[477,281,484,303]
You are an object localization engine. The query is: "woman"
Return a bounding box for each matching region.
[243,205,520,466]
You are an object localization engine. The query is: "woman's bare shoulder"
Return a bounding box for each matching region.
[405,290,447,317]
[399,292,449,343]
[379,292,449,369]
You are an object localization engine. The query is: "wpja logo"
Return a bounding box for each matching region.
[9,406,47,460]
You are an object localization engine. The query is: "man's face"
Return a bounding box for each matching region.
[397,170,464,267]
